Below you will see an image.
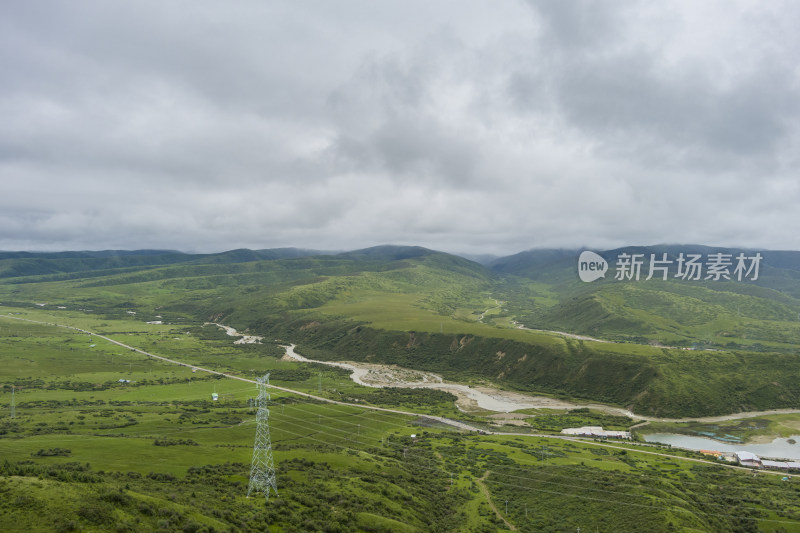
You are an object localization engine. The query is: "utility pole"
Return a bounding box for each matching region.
[247,374,278,500]
[10,385,15,419]
[505,500,509,516]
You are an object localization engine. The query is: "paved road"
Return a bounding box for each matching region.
[2,314,481,433]
[4,313,798,477]
[8,313,800,425]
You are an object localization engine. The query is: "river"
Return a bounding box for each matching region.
[644,433,800,460]
[210,324,800,425]
[280,343,636,416]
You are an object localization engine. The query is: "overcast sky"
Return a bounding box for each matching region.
[1,1,799,255]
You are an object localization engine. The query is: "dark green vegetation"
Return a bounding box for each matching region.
[2,245,800,417]
[522,408,633,433]
[0,322,799,533]
[0,248,800,532]
[492,246,800,349]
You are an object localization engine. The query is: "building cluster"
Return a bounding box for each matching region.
[701,450,800,471]
[561,432,800,474]
[733,451,800,471]
[560,426,632,439]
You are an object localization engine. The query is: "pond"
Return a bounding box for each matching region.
[643,433,800,460]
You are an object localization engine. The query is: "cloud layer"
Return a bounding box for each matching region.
[2,0,798,254]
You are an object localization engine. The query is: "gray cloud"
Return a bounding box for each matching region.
[1,0,799,255]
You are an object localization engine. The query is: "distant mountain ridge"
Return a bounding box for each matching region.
[3,243,800,417]
[5,244,800,288]
[0,247,332,280]
[488,245,800,278]
[486,245,800,356]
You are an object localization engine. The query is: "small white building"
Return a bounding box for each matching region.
[762,460,790,471]
[735,451,762,468]
[560,426,631,439]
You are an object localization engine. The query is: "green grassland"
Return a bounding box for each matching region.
[4,247,800,530]
[2,246,800,418]
[4,317,800,531]
[496,249,800,351]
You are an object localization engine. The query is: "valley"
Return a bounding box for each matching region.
[3,245,800,531]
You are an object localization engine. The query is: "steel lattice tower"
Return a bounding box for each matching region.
[247,374,278,500]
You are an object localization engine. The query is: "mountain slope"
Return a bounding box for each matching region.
[3,245,800,416]
[491,246,800,349]
[0,248,333,281]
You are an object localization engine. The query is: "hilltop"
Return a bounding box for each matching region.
[3,245,800,531]
[492,246,800,348]
[1,244,799,417]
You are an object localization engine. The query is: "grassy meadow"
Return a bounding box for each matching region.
[3,309,800,531]
[3,247,800,530]
[3,247,800,418]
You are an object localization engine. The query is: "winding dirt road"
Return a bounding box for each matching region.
[2,314,480,434]
[8,313,799,427]
[277,339,800,425]
[7,313,800,478]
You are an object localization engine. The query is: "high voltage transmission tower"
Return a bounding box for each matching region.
[247,374,278,500]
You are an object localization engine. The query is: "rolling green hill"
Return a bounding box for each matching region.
[0,248,331,282]
[492,246,800,349]
[0,245,799,417]
[4,246,800,531]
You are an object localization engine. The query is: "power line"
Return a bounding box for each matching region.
[270,419,800,528]
[272,397,790,503]
[0,387,792,527]
[246,374,278,500]
[5,315,797,519]
[271,409,789,515]
[0,391,782,514]
[276,400,787,498]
